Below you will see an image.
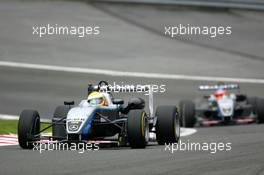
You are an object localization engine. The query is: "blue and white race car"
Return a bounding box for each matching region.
[18,81,180,149]
[179,83,264,127]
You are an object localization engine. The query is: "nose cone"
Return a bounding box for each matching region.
[218,98,234,117]
[66,106,97,134]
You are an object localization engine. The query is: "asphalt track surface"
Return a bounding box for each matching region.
[0,1,264,175]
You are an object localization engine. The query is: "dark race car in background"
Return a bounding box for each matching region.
[179,83,264,127]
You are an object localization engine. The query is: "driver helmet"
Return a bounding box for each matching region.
[213,88,227,99]
[87,92,108,106]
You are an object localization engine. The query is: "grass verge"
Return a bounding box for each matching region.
[0,119,52,134]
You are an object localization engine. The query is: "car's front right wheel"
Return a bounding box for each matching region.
[18,110,40,149]
[52,105,70,140]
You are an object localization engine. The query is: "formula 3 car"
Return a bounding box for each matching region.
[179,83,264,127]
[18,81,180,149]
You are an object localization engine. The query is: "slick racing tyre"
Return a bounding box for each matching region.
[179,100,196,128]
[256,98,264,123]
[52,106,70,139]
[18,110,40,149]
[155,106,180,145]
[247,97,258,114]
[127,110,149,148]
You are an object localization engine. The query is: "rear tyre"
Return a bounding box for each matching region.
[52,106,70,139]
[256,98,264,123]
[179,100,196,128]
[155,106,180,145]
[18,110,40,149]
[127,110,149,148]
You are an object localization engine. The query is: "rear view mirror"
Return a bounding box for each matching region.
[236,94,246,102]
[127,97,145,109]
[64,101,75,106]
[203,95,210,99]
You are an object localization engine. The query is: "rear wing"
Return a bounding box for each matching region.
[87,83,154,118]
[199,84,239,91]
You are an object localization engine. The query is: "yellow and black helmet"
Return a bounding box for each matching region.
[87,92,108,106]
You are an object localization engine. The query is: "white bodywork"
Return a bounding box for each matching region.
[209,94,236,117]
[66,93,117,134]
[217,96,235,117]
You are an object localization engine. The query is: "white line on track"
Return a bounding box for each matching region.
[180,128,197,137]
[0,114,20,120]
[149,127,197,141]
[0,61,264,84]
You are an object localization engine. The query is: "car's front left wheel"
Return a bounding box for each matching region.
[155,105,180,145]
[127,110,149,148]
[256,98,264,123]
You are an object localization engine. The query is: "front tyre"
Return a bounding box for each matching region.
[18,110,40,149]
[247,97,258,114]
[155,106,180,145]
[179,100,196,128]
[52,106,70,139]
[256,98,264,123]
[127,110,149,148]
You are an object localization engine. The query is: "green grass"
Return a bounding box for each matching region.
[0,119,52,134]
